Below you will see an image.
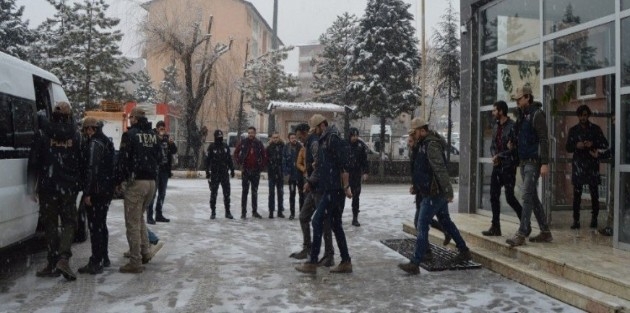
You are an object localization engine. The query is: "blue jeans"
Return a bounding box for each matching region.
[148,228,159,244]
[268,176,284,213]
[310,190,350,263]
[412,196,468,265]
[518,161,549,236]
[147,170,170,219]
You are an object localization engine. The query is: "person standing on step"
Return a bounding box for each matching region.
[482,100,523,236]
[205,129,235,220]
[295,114,353,274]
[27,101,82,281]
[267,132,286,218]
[283,132,304,220]
[147,121,177,224]
[77,117,115,275]
[347,127,369,227]
[506,84,553,247]
[398,118,471,275]
[234,126,267,219]
[566,105,609,229]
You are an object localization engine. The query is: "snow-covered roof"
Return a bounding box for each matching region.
[267,101,345,113]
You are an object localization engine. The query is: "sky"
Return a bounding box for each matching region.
[15,0,460,72]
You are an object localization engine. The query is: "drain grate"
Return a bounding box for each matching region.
[381,238,481,271]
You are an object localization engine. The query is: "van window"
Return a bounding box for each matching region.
[0,94,13,147]
[13,97,35,147]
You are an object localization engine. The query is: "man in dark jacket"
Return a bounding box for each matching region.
[483,100,523,236]
[234,126,267,219]
[296,114,353,274]
[78,117,115,275]
[115,107,162,273]
[283,132,303,219]
[266,132,285,218]
[506,85,553,247]
[566,105,609,229]
[147,120,177,224]
[27,101,82,281]
[347,127,369,227]
[205,129,235,219]
[399,119,471,275]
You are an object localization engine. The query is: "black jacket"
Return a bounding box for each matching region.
[83,129,115,198]
[490,117,518,172]
[566,121,608,185]
[266,140,285,180]
[115,118,159,183]
[348,138,370,175]
[154,129,178,172]
[205,141,234,178]
[315,125,349,191]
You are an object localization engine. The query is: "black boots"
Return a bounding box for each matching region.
[570,221,580,229]
[482,224,501,236]
[210,209,216,220]
[352,213,360,227]
[225,209,234,219]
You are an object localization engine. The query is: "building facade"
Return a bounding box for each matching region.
[460,0,630,250]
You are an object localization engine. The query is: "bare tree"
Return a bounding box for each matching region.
[209,54,242,132]
[142,5,232,169]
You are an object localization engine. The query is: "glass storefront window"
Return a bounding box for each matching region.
[623,0,630,11]
[480,0,539,55]
[544,22,614,78]
[619,173,630,244]
[481,45,541,106]
[621,95,630,164]
[543,0,614,34]
[621,18,630,86]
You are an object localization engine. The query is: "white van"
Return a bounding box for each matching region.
[0,52,70,249]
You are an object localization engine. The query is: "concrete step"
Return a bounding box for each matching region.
[403,215,630,312]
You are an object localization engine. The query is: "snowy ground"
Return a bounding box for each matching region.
[0,178,583,313]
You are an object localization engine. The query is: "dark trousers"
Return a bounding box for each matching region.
[268,175,284,213]
[210,174,231,212]
[241,170,260,214]
[299,191,333,256]
[39,192,78,265]
[85,196,111,265]
[573,183,600,222]
[288,177,304,215]
[490,166,523,225]
[310,190,350,263]
[349,172,362,216]
[148,170,170,219]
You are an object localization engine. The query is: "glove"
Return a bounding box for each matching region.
[206,172,211,179]
[230,169,235,178]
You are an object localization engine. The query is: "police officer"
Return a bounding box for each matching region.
[347,127,369,227]
[205,129,235,219]
[27,101,82,281]
[115,107,162,273]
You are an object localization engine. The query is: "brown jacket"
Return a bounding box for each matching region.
[296,146,306,176]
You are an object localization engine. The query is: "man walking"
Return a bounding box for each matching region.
[115,107,162,273]
[206,129,235,220]
[267,132,285,218]
[284,132,304,220]
[506,85,553,247]
[27,102,82,281]
[347,127,369,227]
[295,114,353,274]
[78,117,115,275]
[398,118,471,275]
[234,126,267,219]
[482,100,523,236]
[147,120,177,224]
[566,105,609,229]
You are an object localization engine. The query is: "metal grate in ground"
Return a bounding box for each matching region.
[381,238,481,271]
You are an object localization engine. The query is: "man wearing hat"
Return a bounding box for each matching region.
[506,84,553,247]
[78,117,115,275]
[347,127,369,227]
[399,118,470,275]
[205,129,235,219]
[28,101,82,281]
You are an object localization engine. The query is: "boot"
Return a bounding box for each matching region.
[352,214,360,227]
[253,211,262,219]
[481,224,501,236]
[147,217,156,225]
[295,262,317,274]
[398,262,420,275]
[529,231,553,243]
[103,256,111,268]
[443,233,452,246]
[277,211,286,218]
[225,209,234,219]
[289,247,310,259]
[506,233,525,247]
[269,211,274,219]
[241,209,247,219]
[119,263,144,274]
[155,215,170,223]
[56,258,77,281]
[36,263,61,277]
[330,261,352,273]
[78,261,103,275]
[590,215,598,229]
[210,209,216,220]
[448,250,472,265]
[142,242,164,264]
[570,221,580,229]
[317,254,335,267]
[289,207,295,220]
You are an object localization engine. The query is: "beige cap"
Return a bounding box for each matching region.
[83,117,99,128]
[408,117,428,134]
[308,114,327,132]
[511,84,533,101]
[53,101,72,116]
[130,107,146,118]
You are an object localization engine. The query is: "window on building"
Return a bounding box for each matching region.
[621,17,630,86]
[480,0,539,55]
[543,0,614,34]
[481,45,540,106]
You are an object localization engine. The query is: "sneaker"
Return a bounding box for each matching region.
[119,263,144,274]
[449,250,472,265]
[352,218,361,227]
[253,212,262,219]
[268,212,274,219]
[277,212,285,218]
[317,254,335,267]
[56,258,77,281]
[147,218,156,225]
[481,225,501,236]
[295,262,317,274]
[155,216,170,223]
[570,221,580,229]
[142,241,164,264]
[36,263,61,277]
[78,262,103,275]
[506,233,526,247]
[599,227,613,237]
[329,261,352,273]
[210,212,216,220]
[289,248,309,260]
[225,212,234,219]
[529,231,553,243]
[398,262,420,275]
[289,215,295,220]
